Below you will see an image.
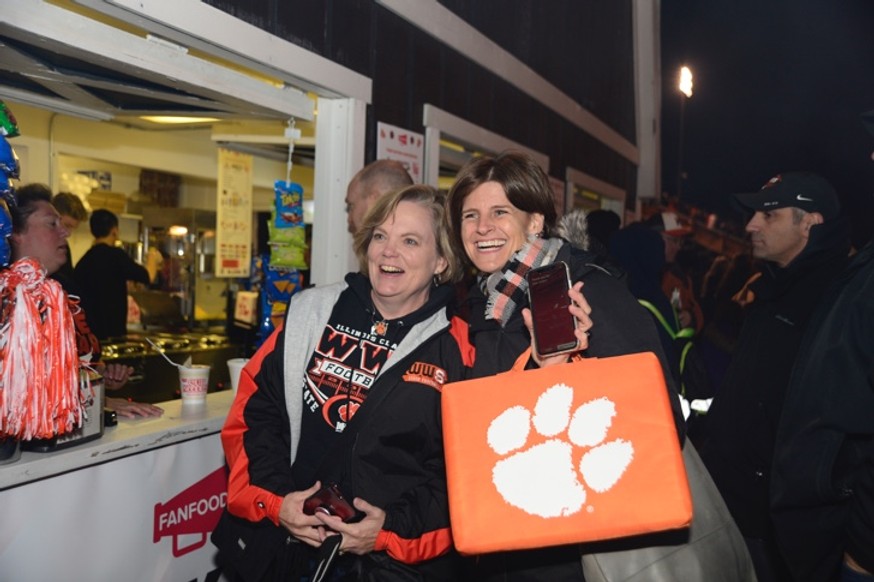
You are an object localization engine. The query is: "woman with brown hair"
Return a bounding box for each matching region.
[447,151,685,581]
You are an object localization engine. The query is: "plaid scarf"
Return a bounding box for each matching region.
[483,236,564,326]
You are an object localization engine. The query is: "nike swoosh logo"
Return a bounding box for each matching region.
[796,194,814,202]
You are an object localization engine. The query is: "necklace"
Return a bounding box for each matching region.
[371,310,389,336]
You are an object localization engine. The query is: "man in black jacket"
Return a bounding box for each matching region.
[770,114,874,582]
[699,172,851,582]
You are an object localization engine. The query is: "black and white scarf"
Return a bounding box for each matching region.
[482,236,564,327]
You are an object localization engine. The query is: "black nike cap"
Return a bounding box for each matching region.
[733,172,840,220]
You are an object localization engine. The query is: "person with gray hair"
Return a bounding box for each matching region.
[345,159,413,234]
[555,208,621,261]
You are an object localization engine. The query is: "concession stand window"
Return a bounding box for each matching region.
[1,0,372,286]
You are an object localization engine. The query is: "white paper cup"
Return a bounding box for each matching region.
[179,364,210,403]
[227,358,249,394]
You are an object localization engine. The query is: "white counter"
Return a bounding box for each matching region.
[0,389,234,490]
[0,390,235,581]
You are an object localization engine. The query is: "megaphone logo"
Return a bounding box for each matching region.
[154,466,228,557]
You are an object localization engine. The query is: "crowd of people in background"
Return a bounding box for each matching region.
[573,169,873,582]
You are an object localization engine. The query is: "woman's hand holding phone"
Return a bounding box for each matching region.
[293,481,384,554]
[278,481,330,547]
[523,280,593,368]
[314,497,386,556]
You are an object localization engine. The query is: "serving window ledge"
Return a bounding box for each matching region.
[0,390,234,491]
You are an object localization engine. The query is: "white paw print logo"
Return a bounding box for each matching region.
[487,383,634,518]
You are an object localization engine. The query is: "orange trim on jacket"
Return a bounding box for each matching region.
[222,325,286,525]
[376,526,455,565]
[449,315,475,367]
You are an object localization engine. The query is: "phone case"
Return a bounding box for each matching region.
[303,483,357,522]
[526,261,579,358]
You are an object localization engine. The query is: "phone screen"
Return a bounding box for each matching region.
[526,262,579,357]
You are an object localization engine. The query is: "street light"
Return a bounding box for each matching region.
[677,66,693,201]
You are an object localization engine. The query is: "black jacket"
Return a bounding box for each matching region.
[771,240,874,581]
[609,223,681,382]
[699,219,850,540]
[470,244,680,398]
[215,278,469,581]
[463,242,685,581]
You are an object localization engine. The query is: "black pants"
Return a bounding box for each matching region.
[744,536,792,582]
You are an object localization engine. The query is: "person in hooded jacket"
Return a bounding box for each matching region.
[609,220,716,429]
[698,172,851,582]
[213,185,473,581]
[609,222,682,383]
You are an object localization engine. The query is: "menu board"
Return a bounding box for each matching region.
[216,148,253,277]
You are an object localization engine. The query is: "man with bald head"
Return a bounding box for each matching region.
[344,159,413,234]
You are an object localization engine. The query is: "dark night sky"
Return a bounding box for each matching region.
[660,0,874,245]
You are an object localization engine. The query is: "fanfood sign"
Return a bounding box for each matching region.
[154,466,228,557]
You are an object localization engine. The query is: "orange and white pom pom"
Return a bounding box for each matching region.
[0,258,82,440]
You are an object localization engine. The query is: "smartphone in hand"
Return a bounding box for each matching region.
[526,261,579,358]
[303,483,358,522]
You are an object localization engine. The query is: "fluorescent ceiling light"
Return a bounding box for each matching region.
[211,132,316,146]
[0,87,113,121]
[140,115,221,125]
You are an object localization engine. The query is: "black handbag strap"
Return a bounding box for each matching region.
[311,534,343,582]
